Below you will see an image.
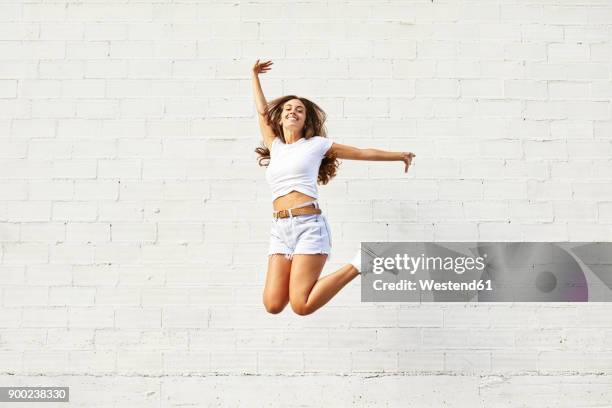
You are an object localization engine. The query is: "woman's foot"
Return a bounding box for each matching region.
[349,248,362,274]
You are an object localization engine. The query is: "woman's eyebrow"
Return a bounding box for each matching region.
[285,104,304,109]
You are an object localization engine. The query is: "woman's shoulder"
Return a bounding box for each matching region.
[311,135,331,142]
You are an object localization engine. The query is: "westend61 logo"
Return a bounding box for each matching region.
[360,242,612,302]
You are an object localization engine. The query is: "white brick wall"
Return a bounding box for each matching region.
[1,0,611,406]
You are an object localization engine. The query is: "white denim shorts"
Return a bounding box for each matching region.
[268,200,333,262]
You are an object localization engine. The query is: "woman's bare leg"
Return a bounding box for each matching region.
[262,254,292,314]
[288,254,359,315]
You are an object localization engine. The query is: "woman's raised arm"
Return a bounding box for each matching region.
[251,59,273,115]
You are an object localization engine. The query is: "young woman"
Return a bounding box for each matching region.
[252,59,416,316]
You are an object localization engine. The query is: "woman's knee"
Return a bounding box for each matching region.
[263,298,286,314]
[289,299,312,316]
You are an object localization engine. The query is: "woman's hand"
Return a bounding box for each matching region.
[401,152,416,173]
[253,59,273,76]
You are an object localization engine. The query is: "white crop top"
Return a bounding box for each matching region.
[265,136,334,201]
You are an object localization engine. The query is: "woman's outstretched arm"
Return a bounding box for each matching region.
[330,142,416,173]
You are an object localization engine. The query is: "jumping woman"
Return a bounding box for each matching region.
[252,59,416,316]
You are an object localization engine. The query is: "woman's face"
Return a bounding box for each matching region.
[279,98,306,131]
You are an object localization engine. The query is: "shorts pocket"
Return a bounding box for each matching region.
[293,213,318,225]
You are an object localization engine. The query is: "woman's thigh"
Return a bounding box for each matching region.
[263,254,292,306]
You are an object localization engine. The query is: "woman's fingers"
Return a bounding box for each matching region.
[402,152,415,173]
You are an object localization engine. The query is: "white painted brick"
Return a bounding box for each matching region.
[483,181,527,200]
[52,202,98,222]
[376,328,420,349]
[141,288,190,306]
[31,99,76,118]
[436,138,479,158]
[73,265,120,287]
[48,287,95,306]
[76,100,120,119]
[162,351,210,374]
[46,328,94,350]
[85,60,127,78]
[491,351,538,373]
[0,179,26,200]
[444,305,490,328]
[95,287,140,306]
[422,328,470,349]
[115,308,161,329]
[258,351,303,374]
[590,161,612,179]
[504,160,549,179]
[50,244,95,264]
[464,201,509,221]
[548,43,590,63]
[94,329,139,350]
[528,180,572,201]
[480,139,522,159]
[303,350,351,374]
[469,329,515,349]
[522,23,563,42]
[554,200,597,220]
[398,307,441,329]
[573,182,612,200]
[189,285,237,305]
[110,222,155,243]
[434,222,479,240]
[417,201,464,222]
[162,306,210,328]
[445,351,491,374]
[68,307,114,328]
[158,222,203,243]
[18,222,63,243]
[370,197,415,222]
[3,243,48,264]
[141,329,189,350]
[22,307,67,327]
[567,222,612,241]
[117,351,162,374]
[0,308,22,329]
[521,223,569,241]
[189,329,236,350]
[461,160,505,178]
[352,350,398,372]
[65,222,110,243]
[568,140,612,159]
[69,350,115,374]
[562,328,605,350]
[209,351,257,374]
[0,329,46,351]
[509,201,554,222]
[27,140,72,159]
[0,352,22,372]
[22,351,69,374]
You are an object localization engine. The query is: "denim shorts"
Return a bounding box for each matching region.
[268,200,333,262]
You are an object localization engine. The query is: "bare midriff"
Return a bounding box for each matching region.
[272,190,316,212]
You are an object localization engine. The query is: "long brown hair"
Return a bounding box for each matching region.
[254,95,339,186]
